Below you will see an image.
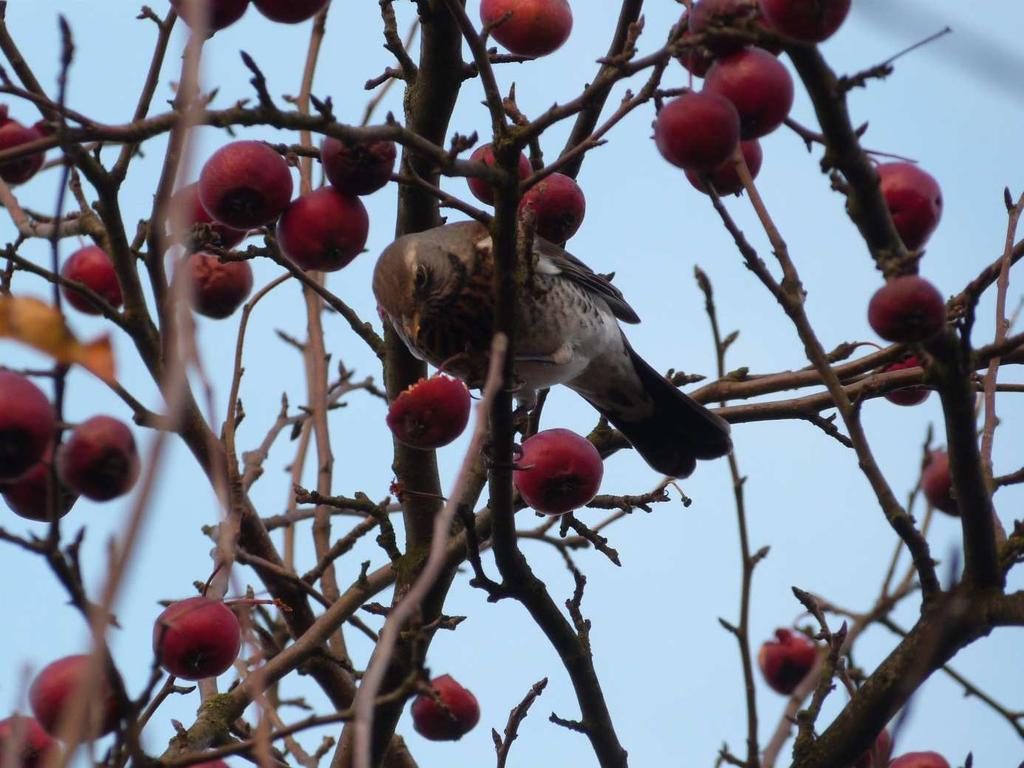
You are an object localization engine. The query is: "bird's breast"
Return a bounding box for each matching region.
[399,271,622,391]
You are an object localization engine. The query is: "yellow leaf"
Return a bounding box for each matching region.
[0,296,116,383]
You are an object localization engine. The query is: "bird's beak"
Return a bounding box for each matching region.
[403,310,421,341]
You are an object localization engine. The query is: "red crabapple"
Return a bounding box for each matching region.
[1,446,77,522]
[185,253,254,319]
[60,246,123,315]
[0,372,54,483]
[198,141,293,229]
[0,715,57,768]
[867,276,946,343]
[519,172,586,243]
[29,655,121,737]
[921,451,957,516]
[654,92,741,172]
[251,0,328,23]
[169,0,249,31]
[479,0,573,57]
[758,0,851,42]
[686,139,762,196]
[276,187,369,272]
[467,143,532,205]
[58,416,140,502]
[321,136,397,196]
[153,597,242,681]
[758,628,816,694]
[882,355,930,407]
[0,118,44,185]
[169,183,248,250]
[410,675,480,741]
[876,162,943,250]
[703,47,794,138]
[386,375,471,450]
[513,428,603,515]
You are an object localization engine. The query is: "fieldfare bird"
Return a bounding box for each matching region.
[372,220,731,477]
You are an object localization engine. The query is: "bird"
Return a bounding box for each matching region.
[372,220,731,477]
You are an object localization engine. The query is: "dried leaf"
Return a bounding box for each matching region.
[0,296,115,383]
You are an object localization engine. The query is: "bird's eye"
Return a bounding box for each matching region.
[414,264,429,290]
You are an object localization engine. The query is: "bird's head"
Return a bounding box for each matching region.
[372,221,489,341]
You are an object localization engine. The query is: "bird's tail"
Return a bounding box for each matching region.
[576,341,732,478]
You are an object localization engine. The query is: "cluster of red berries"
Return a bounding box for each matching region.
[170,0,331,31]
[866,163,945,344]
[385,377,603,515]
[0,596,242,758]
[151,130,391,319]
[756,629,947,767]
[200,135,387,276]
[758,630,895,766]
[466,144,587,244]
[0,372,139,522]
[655,0,841,196]
[462,3,583,242]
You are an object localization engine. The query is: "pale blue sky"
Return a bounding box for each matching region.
[1,2,1022,766]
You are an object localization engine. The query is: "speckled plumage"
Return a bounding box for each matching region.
[372,221,731,477]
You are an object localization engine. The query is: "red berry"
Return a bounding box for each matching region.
[321,136,396,196]
[703,47,793,138]
[0,715,58,768]
[676,13,715,77]
[921,450,957,516]
[882,355,930,407]
[877,163,943,250]
[169,0,249,31]
[513,428,603,515]
[0,119,44,185]
[867,276,946,343]
[169,183,248,250]
[185,253,254,319]
[1,446,77,522]
[888,753,950,768]
[277,187,369,272]
[60,246,123,315]
[0,372,54,482]
[686,139,762,195]
[199,141,293,229]
[654,92,740,172]
[153,597,242,681]
[853,730,892,768]
[386,375,471,450]
[251,0,328,23]
[467,143,532,205]
[58,416,140,502]
[29,655,121,737]
[758,0,850,42]
[480,0,573,57]
[757,628,816,694]
[410,675,480,741]
[519,172,586,243]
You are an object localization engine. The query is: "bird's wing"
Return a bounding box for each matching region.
[534,237,641,324]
